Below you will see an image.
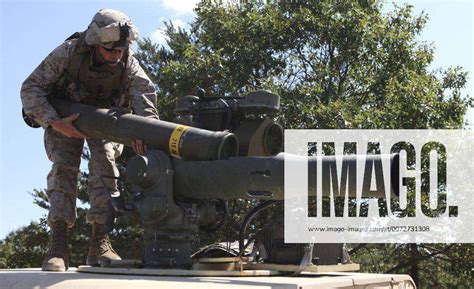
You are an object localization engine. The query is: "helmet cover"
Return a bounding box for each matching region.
[85,9,138,49]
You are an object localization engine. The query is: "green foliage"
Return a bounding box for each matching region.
[136,1,471,129]
[349,243,474,288]
[0,220,48,268]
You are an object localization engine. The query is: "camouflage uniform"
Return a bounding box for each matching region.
[21,35,159,229]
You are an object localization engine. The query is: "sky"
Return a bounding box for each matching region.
[0,0,473,239]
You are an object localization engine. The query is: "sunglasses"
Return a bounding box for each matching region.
[102,46,126,53]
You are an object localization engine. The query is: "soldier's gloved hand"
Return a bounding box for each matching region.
[50,113,89,139]
[132,139,147,155]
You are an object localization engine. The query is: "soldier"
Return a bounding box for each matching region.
[21,9,159,271]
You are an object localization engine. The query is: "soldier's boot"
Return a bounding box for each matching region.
[86,223,121,266]
[41,221,69,272]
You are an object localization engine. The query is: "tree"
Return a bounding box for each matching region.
[0,220,48,269]
[136,1,471,129]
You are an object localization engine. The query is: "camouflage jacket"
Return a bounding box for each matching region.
[21,38,159,128]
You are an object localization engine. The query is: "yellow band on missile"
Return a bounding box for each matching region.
[169,125,189,158]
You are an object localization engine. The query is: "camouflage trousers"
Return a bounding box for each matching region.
[44,126,123,229]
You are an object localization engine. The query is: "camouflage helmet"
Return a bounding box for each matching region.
[85,9,139,49]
